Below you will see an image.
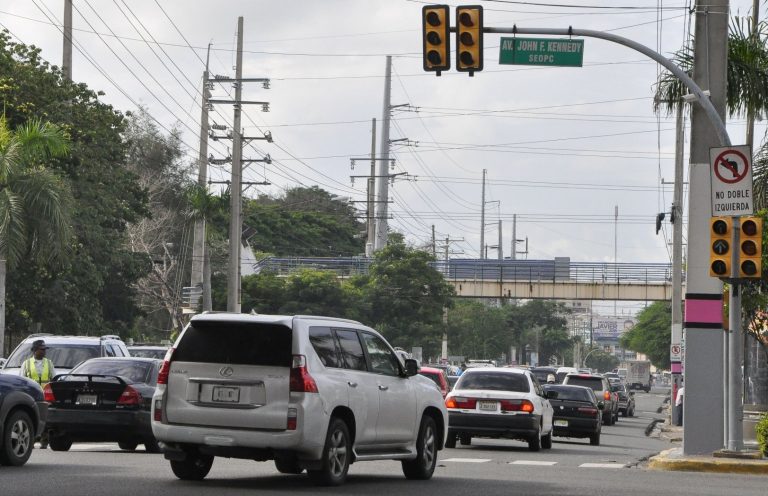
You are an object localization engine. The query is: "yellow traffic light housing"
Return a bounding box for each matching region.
[456,5,483,75]
[709,216,732,278]
[738,216,763,278]
[422,5,450,75]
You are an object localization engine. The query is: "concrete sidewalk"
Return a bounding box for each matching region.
[649,447,768,475]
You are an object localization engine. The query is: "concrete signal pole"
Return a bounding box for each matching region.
[374,56,392,252]
[191,46,211,309]
[63,0,72,80]
[227,17,244,313]
[480,169,486,258]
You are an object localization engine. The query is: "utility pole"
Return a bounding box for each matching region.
[683,0,729,455]
[498,220,503,260]
[480,169,486,258]
[367,118,377,256]
[226,17,244,313]
[62,0,72,80]
[614,205,618,316]
[512,214,517,260]
[439,236,463,362]
[670,100,685,425]
[431,225,436,257]
[374,56,392,251]
[191,45,211,311]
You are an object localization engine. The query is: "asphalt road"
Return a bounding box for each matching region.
[3,388,766,496]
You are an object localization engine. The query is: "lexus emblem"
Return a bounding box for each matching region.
[560,406,564,410]
[219,366,234,377]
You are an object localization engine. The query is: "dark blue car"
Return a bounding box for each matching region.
[0,374,48,466]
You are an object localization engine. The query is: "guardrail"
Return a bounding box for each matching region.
[252,257,679,285]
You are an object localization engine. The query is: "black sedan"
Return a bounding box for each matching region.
[43,357,161,452]
[612,382,636,417]
[0,374,48,466]
[543,384,603,446]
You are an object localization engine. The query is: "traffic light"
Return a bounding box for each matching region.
[456,5,483,75]
[422,5,450,75]
[738,216,763,278]
[709,216,732,278]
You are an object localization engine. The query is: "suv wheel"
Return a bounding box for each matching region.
[0,411,34,466]
[308,418,351,486]
[459,433,472,446]
[402,416,437,480]
[118,440,138,451]
[603,412,613,426]
[170,453,214,481]
[144,438,161,454]
[49,434,73,452]
[528,427,541,452]
[589,431,601,446]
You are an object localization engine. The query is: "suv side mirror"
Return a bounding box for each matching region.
[545,390,559,400]
[597,401,605,410]
[404,358,419,377]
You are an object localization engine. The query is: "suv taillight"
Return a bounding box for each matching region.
[157,347,175,385]
[43,383,55,403]
[290,355,318,393]
[117,386,142,406]
[604,390,611,401]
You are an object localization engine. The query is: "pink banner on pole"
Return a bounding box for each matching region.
[684,298,722,325]
[671,363,682,373]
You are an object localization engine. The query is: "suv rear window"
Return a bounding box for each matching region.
[457,372,530,392]
[6,343,99,369]
[174,321,292,367]
[565,376,605,392]
[546,386,594,402]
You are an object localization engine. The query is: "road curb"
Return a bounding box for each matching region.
[648,448,768,475]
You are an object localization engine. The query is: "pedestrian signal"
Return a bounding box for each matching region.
[456,5,483,75]
[422,5,450,75]
[709,217,732,278]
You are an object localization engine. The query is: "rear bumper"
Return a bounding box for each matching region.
[552,416,600,438]
[448,411,541,439]
[152,393,327,462]
[47,408,152,440]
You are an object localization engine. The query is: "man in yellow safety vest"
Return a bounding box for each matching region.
[20,339,56,448]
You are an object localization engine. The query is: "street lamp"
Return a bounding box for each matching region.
[582,347,601,368]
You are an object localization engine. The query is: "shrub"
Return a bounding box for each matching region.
[756,413,768,456]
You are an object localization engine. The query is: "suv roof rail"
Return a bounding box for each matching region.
[26,333,54,339]
[100,335,122,341]
[293,315,362,325]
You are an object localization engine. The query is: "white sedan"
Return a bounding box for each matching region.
[445,367,554,451]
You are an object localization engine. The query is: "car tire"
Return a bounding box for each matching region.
[459,433,472,446]
[275,457,304,474]
[445,429,457,449]
[0,410,34,466]
[144,438,161,454]
[628,407,635,417]
[170,453,214,481]
[49,434,73,452]
[620,409,627,417]
[118,440,138,451]
[528,428,541,452]
[308,417,351,486]
[541,429,553,450]
[613,412,619,423]
[602,413,612,426]
[402,415,438,480]
[589,432,601,446]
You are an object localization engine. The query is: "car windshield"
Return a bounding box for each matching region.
[71,360,154,385]
[456,372,530,392]
[129,348,167,359]
[5,343,100,369]
[531,369,555,383]
[611,384,624,392]
[546,386,594,402]
[566,376,605,392]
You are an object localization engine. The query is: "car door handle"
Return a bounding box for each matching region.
[347,381,358,388]
[378,385,389,391]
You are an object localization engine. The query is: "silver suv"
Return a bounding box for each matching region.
[151,313,448,486]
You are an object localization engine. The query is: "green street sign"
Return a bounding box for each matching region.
[499,37,584,67]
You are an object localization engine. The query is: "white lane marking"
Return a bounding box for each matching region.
[509,460,558,466]
[441,458,492,463]
[68,443,120,451]
[579,463,626,468]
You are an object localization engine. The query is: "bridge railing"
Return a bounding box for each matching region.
[251,257,679,285]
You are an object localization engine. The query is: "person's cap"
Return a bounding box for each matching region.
[31,339,48,350]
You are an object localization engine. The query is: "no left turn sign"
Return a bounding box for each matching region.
[710,145,753,216]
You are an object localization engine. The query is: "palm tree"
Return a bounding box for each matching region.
[0,116,73,355]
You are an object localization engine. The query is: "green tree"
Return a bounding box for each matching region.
[620,302,671,369]
[0,115,74,354]
[505,300,571,366]
[446,300,509,360]
[584,348,620,373]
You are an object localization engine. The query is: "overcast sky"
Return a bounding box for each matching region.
[2,1,761,316]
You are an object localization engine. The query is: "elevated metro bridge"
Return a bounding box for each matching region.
[251,257,676,301]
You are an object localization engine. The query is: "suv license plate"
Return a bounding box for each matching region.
[212,386,240,403]
[478,401,498,412]
[76,394,97,405]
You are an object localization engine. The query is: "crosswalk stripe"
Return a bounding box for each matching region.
[509,460,558,466]
[579,463,626,468]
[441,458,491,463]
